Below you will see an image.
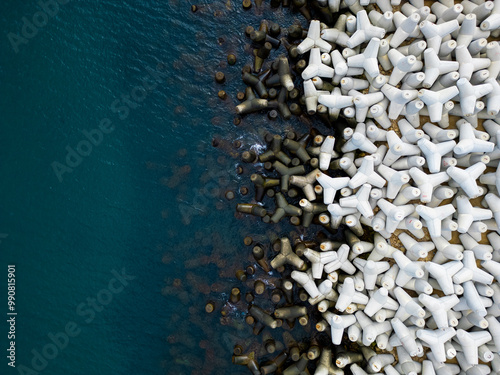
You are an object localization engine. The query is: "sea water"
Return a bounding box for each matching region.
[0,1,319,374]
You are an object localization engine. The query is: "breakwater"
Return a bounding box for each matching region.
[201,0,500,374]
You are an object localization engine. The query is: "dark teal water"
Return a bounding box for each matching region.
[0,1,316,374]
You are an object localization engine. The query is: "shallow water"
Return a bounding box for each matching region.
[0,1,335,374]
